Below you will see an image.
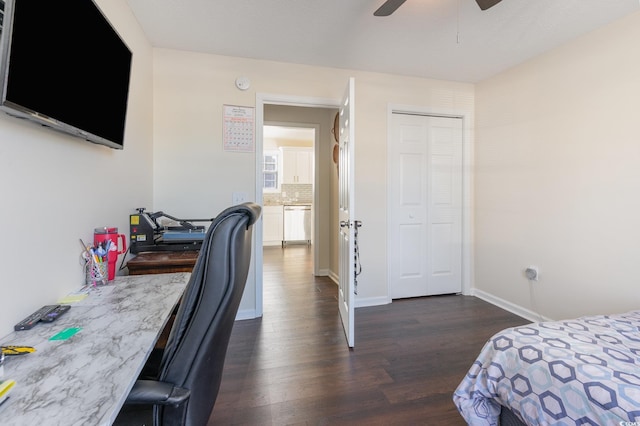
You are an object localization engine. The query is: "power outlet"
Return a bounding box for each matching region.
[525,266,539,281]
[232,192,247,204]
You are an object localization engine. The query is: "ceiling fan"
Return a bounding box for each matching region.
[374,0,502,16]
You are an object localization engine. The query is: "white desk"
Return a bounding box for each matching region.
[0,272,190,425]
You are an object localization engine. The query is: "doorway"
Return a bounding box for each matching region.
[262,123,315,247]
[254,95,341,318]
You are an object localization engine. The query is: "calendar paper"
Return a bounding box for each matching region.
[223,105,255,152]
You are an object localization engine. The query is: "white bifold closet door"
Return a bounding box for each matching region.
[389,113,463,299]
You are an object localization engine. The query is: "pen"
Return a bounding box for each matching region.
[79,239,93,259]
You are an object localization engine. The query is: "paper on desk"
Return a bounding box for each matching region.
[89,285,116,297]
[58,283,116,304]
[57,294,88,304]
[49,328,81,341]
[58,285,92,304]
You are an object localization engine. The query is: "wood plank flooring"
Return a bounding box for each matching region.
[208,245,528,425]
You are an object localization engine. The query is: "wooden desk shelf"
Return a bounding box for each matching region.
[127,251,199,275]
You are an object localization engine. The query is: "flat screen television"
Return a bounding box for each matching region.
[0,0,132,149]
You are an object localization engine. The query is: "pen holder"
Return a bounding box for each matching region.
[85,255,108,286]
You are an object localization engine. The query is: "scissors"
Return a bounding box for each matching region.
[1,346,36,356]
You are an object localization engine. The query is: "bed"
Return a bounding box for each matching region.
[453,310,640,425]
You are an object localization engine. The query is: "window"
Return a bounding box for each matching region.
[263,151,279,192]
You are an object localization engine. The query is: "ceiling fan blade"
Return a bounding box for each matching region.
[374,0,407,16]
[476,0,502,10]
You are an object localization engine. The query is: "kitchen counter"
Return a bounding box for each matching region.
[264,201,311,206]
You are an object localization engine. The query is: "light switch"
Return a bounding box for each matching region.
[232,192,247,204]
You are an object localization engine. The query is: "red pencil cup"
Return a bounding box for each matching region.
[94,227,127,280]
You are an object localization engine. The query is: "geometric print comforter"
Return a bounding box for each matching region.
[453,310,640,425]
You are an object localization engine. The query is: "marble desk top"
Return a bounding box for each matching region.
[0,272,190,425]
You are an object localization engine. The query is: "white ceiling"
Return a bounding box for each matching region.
[126,0,639,83]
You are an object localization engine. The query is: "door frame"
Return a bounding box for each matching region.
[254,93,340,317]
[386,104,473,299]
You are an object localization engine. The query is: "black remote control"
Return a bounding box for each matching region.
[14,305,59,331]
[40,305,71,323]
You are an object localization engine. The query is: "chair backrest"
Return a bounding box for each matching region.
[155,202,261,426]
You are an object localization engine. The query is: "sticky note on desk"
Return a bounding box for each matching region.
[49,327,81,341]
[57,294,88,304]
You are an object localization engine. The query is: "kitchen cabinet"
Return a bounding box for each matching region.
[263,205,283,246]
[281,147,313,184]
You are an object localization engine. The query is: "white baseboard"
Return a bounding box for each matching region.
[235,308,258,321]
[238,286,546,324]
[355,296,389,308]
[326,271,389,308]
[316,268,330,276]
[471,289,551,323]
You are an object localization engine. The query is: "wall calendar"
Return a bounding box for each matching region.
[223,104,255,152]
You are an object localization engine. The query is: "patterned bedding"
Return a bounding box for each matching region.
[453,310,640,425]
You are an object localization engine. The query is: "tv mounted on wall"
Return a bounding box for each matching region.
[0,0,132,149]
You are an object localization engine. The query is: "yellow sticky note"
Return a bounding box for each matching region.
[57,294,88,304]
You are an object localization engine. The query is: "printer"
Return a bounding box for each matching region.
[129,208,213,254]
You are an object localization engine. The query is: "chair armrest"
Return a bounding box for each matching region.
[125,379,190,406]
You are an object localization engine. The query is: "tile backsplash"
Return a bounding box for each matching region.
[264,184,312,205]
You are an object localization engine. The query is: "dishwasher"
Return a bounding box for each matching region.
[283,204,311,246]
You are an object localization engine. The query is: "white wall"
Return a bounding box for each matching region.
[152,49,474,316]
[474,11,640,321]
[0,0,154,336]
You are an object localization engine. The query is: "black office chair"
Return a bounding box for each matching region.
[114,202,261,426]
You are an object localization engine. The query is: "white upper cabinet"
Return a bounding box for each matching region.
[281,147,313,184]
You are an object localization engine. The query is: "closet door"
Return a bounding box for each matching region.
[389,113,462,298]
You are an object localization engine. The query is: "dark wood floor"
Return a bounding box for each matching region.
[208,245,528,425]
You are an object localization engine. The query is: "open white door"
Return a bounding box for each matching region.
[338,78,356,348]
